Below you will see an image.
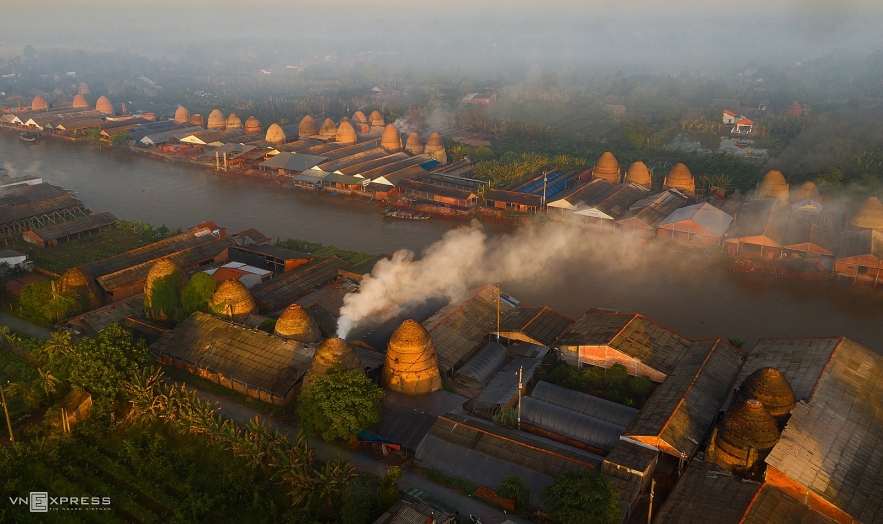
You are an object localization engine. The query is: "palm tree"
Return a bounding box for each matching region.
[39,331,73,378]
[313,458,357,518]
[6,381,40,410]
[33,369,60,397]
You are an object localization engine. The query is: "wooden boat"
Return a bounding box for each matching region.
[19,132,38,142]
[382,207,430,220]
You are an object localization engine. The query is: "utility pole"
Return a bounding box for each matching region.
[542,172,547,214]
[0,382,13,442]
[647,478,655,524]
[496,285,500,343]
[517,366,523,431]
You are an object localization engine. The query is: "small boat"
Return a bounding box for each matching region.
[19,132,38,142]
[382,207,430,220]
[326,191,340,196]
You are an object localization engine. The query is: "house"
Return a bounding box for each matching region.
[722,109,737,124]
[227,244,313,275]
[555,313,692,382]
[22,212,117,247]
[657,202,734,245]
[203,262,272,288]
[260,152,328,176]
[461,91,497,105]
[152,312,315,406]
[485,189,542,213]
[833,229,883,285]
[734,118,754,134]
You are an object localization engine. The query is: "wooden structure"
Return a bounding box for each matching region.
[485,189,541,213]
[615,189,687,238]
[22,212,117,247]
[0,195,87,237]
[398,179,478,208]
[657,202,734,245]
[422,284,500,374]
[723,199,790,258]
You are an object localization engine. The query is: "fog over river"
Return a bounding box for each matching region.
[4,130,883,352]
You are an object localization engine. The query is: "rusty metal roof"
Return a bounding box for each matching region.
[252,256,350,311]
[25,211,117,241]
[625,339,745,458]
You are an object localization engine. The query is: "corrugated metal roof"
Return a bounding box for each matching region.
[0,183,65,207]
[499,306,574,346]
[422,284,499,373]
[764,338,883,523]
[617,189,688,228]
[522,396,625,451]
[260,152,328,172]
[24,211,117,241]
[654,464,761,524]
[252,256,351,311]
[150,312,313,397]
[0,194,85,226]
[78,228,218,280]
[625,339,745,458]
[556,314,692,376]
[454,341,509,386]
[532,381,638,428]
[659,202,734,237]
[474,356,543,411]
[369,390,467,450]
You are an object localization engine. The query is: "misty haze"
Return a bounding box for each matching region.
[1,2,883,523]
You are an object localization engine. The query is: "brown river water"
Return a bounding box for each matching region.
[3,130,883,352]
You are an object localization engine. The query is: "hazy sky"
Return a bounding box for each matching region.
[4,1,883,75]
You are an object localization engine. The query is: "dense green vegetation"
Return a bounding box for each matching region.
[498,474,530,511]
[297,366,384,443]
[17,281,86,325]
[144,271,185,323]
[180,272,219,316]
[540,469,621,524]
[534,354,657,408]
[276,238,375,266]
[0,326,401,523]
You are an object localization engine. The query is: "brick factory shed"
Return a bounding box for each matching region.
[152,312,314,406]
[657,202,734,245]
[22,211,117,247]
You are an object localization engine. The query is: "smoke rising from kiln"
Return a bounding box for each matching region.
[335,220,655,338]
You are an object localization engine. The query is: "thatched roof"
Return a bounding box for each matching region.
[95,96,113,114]
[405,132,423,154]
[369,110,384,127]
[352,111,367,124]
[756,170,789,201]
[151,312,312,402]
[265,123,286,144]
[210,279,256,322]
[244,116,261,133]
[31,95,48,111]
[851,197,883,230]
[298,115,319,136]
[273,304,321,343]
[625,161,651,189]
[664,163,695,193]
[174,106,190,124]
[302,337,362,390]
[319,118,337,137]
[144,259,185,321]
[335,120,357,144]
[593,152,620,184]
[384,319,442,396]
[737,367,795,420]
[225,113,242,130]
[207,109,225,129]
[711,398,779,471]
[72,94,89,109]
[796,181,819,202]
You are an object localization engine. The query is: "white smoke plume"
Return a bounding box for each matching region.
[335,220,651,338]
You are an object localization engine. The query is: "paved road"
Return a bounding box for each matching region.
[178,385,527,524]
[0,311,52,340]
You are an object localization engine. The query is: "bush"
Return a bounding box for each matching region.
[181,272,219,316]
[498,474,530,510]
[540,469,620,524]
[534,354,657,408]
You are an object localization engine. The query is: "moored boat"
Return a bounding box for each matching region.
[381,207,430,220]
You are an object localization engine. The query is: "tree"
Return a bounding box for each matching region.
[540,470,621,524]
[181,272,219,316]
[110,130,130,147]
[19,281,84,324]
[68,324,152,401]
[498,474,530,510]
[297,366,384,443]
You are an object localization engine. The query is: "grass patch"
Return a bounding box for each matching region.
[276,238,375,265]
[534,354,657,409]
[412,466,477,496]
[22,228,150,274]
[160,365,296,422]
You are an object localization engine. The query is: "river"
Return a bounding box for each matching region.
[3,130,883,352]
